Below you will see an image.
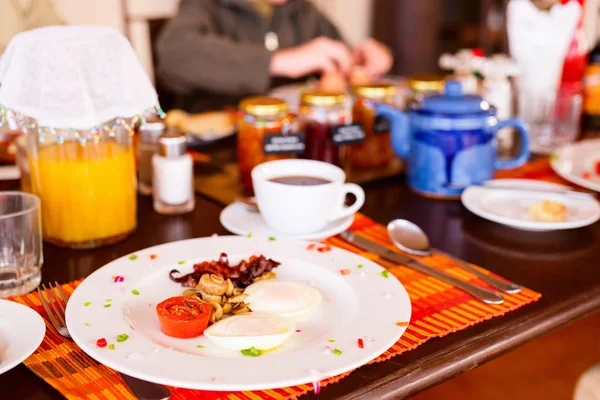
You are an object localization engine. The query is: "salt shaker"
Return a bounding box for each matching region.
[152,130,195,215]
[138,122,165,195]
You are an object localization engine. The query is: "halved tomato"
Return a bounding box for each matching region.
[156,296,211,338]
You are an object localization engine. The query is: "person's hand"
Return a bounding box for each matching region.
[352,38,393,79]
[270,37,352,79]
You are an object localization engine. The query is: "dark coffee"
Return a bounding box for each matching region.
[269,176,331,186]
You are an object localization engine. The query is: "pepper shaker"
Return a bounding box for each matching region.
[152,130,195,215]
[138,122,165,195]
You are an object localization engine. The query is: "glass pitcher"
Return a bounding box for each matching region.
[24,118,137,249]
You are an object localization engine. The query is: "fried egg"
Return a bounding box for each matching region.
[244,280,322,318]
[204,312,295,351]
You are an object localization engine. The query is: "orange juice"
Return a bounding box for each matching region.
[29,141,136,247]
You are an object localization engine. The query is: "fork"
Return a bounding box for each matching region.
[38,282,171,400]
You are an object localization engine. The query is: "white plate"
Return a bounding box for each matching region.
[0,300,45,375]
[65,236,411,391]
[551,139,600,192]
[461,179,600,231]
[220,202,354,241]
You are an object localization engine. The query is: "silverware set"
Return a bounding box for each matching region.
[38,282,171,400]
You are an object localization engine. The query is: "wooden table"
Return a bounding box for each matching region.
[3,173,600,399]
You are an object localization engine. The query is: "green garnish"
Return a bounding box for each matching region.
[84,323,90,327]
[241,347,262,357]
[131,289,140,295]
[381,270,390,278]
[104,304,111,308]
[106,299,112,302]
[332,348,342,356]
[196,345,205,349]
[117,334,129,343]
[84,302,91,307]
[178,261,186,265]
[247,233,252,238]
[108,344,115,350]
[129,255,138,261]
[358,264,364,269]
[268,236,276,241]
[549,153,559,161]
[328,339,335,343]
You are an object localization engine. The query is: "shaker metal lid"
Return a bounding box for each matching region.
[158,129,187,157]
[420,80,490,114]
[139,121,166,143]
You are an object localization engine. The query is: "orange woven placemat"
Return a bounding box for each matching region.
[9,212,541,400]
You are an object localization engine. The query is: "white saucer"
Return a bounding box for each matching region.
[220,202,353,241]
[461,179,600,231]
[0,300,45,375]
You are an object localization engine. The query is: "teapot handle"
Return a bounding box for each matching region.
[374,104,410,159]
[494,119,530,170]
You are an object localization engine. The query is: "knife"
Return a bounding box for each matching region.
[120,373,171,400]
[340,231,505,305]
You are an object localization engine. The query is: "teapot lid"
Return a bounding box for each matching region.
[421,81,490,114]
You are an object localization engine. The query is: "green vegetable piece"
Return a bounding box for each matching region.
[117,334,129,343]
[241,347,262,357]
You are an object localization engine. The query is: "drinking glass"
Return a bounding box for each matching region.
[517,90,582,154]
[0,192,42,297]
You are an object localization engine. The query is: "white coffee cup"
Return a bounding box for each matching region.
[252,159,365,234]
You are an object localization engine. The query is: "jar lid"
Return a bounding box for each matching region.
[351,83,397,99]
[301,91,346,106]
[158,129,187,157]
[407,74,445,93]
[420,80,489,114]
[239,96,288,116]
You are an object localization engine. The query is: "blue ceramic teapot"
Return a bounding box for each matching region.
[376,80,530,198]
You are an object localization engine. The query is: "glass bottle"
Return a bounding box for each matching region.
[406,74,445,107]
[350,83,398,169]
[238,97,300,191]
[300,91,350,167]
[137,121,165,195]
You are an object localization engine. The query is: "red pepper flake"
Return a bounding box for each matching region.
[150,254,157,260]
[582,171,591,180]
[595,161,600,175]
[96,338,107,348]
[340,269,351,276]
[357,338,364,349]
[317,245,332,253]
[113,276,124,283]
[306,243,316,250]
[396,321,409,327]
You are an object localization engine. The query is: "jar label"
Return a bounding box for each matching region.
[264,133,306,154]
[332,123,366,145]
[373,115,391,134]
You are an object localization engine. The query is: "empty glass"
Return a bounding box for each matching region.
[517,90,582,154]
[0,192,42,297]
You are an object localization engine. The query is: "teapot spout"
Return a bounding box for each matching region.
[374,104,410,159]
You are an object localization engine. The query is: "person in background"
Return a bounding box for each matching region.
[0,0,63,54]
[157,0,393,112]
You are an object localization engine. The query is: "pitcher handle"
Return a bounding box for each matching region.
[374,103,410,159]
[493,118,530,170]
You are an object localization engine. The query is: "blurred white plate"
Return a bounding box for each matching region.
[461,179,600,231]
[0,300,45,375]
[0,166,20,180]
[551,139,600,192]
[220,202,353,241]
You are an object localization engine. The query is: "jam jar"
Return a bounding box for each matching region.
[300,91,350,167]
[238,97,299,191]
[350,83,398,168]
[407,74,445,107]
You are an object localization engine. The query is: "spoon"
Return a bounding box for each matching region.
[387,219,524,294]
